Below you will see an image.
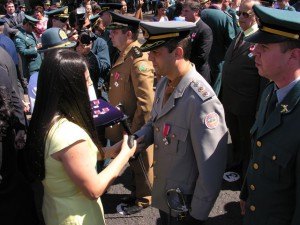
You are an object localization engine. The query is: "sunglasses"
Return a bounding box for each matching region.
[236,10,253,18]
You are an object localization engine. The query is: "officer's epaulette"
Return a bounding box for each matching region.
[224,11,233,18]
[190,80,213,101]
[131,46,143,59]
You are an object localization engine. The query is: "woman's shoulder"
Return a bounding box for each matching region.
[46,118,89,154]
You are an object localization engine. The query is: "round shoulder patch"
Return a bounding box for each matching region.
[204,112,219,129]
[138,62,147,72]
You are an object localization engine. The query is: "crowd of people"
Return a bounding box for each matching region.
[0,0,300,225]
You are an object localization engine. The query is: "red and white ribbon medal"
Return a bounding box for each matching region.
[163,124,171,145]
[114,72,120,87]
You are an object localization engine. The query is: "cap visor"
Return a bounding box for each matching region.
[38,41,77,52]
[245,30,288,44]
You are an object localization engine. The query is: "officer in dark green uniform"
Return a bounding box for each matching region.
[200,0,235,95]
[240,5,300,225]
[14,14,42,79]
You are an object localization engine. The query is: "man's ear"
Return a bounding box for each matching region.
[174,46,184,59]
[288,48,300,66]
[126,30,132,39]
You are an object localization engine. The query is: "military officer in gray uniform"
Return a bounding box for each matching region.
[136,21,228,224]
[14,15,42,79]
[240,5,300,225]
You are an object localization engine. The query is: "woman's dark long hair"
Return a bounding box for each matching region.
[26,49,102,180]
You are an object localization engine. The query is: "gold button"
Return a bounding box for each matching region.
[203,92,209,97]
[155,127,160,132]
[171,134,176,138]
[250,205,256,211]
[154,144,158,148]
[256,141,262,147]
[154,175,157,179]
[272,155,277,161]
[250,184,255,191]
[253,163,259,170]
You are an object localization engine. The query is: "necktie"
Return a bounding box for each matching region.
[233,32,245,53]
[265,90,277,121]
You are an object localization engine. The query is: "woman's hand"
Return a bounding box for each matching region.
[103,140,123,159]
[120,134,137,158]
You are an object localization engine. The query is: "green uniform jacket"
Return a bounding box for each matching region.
[240,81,300,225]
[201,7,235,95]
[15,28,42,77]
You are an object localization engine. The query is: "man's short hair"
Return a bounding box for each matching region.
[121,26,139,41]
[5,0,14,7]
[183,0,201,11]
[280,40,300,53]
[164,36,192,60]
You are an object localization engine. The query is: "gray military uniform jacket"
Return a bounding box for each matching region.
[136,66,228,220]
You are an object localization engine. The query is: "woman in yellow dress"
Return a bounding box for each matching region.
[26,49,137,225]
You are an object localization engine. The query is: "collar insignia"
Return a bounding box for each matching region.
[280,104,289,113]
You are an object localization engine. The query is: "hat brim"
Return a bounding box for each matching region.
[38,41,77,52]
[245,30,289,44]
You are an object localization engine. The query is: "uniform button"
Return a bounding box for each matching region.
[250,184,255,191]
[154,144,158,148]
[253,163,259,170]
[250,205,256,212]
[155,127,160,132]
[109,87,111,90]
[153,161,156,165]
[171,134,176,138]
[154,175,157,179]
[256,141,262,147]
[272,155,277,161]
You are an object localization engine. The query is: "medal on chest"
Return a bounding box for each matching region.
[163,124,171,145]
[114,71,120,87]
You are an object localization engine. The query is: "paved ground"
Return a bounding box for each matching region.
[102,163,243,225]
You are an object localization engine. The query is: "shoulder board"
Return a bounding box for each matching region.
[131,46,143,59]
[190,80,213,101]
[224,11,232,18]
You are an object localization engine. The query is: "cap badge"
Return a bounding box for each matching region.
[59,29,67,40]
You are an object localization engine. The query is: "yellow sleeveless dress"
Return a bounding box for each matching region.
[42,118,105,225]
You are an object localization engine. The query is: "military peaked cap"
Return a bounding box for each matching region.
[246,5,300,43]
[140,21,196,52]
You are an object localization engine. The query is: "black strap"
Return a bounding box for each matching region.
[0,136,2,184]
